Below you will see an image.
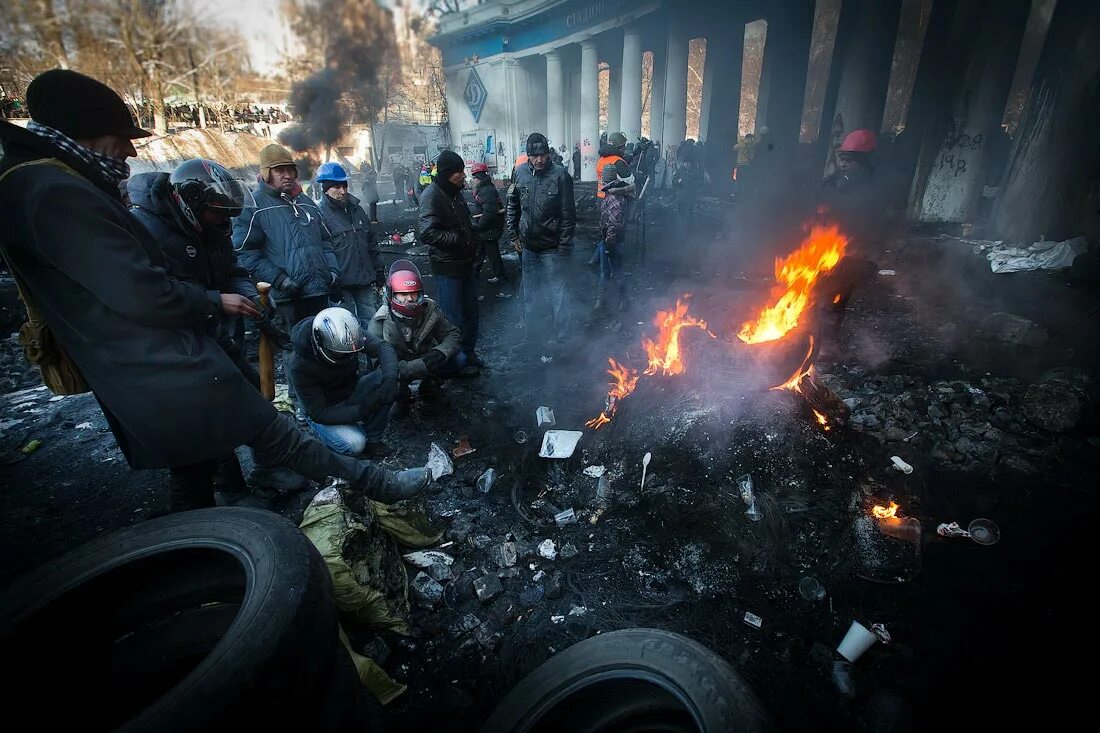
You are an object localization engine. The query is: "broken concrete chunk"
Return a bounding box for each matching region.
[743,611,763,628]
[411,571,444,604]
[537,539,558,560]
[474,573,503,602]
[426,442,454,480]
[519,584,545,606]
[545,570,563,600]
[448,613,482,638]
[402,550,455,568]
[536,406,556,428]
[427,562,453,582]
[470,534,493,550]
[496,541,518,568]
[560,542,579,560]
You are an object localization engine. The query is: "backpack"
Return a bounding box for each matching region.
[0,158,91,395]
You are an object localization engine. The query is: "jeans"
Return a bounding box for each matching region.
[596,239,629,305]
[434,350,469,377]
[478,236,505,278]
[521,249,569,342]
[434,273,479,354]
[340,287,379,326]
[307,370,389,454]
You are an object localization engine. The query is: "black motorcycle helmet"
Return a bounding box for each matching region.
[169,158,253,233]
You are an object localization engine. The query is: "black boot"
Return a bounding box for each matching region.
[168,461,218,513]
[367,466,432,503]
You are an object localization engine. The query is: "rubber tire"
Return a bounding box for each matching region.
[0,508,342,732]
[480,628,771,733]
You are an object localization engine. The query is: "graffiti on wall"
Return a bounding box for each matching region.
[937,122,984,178]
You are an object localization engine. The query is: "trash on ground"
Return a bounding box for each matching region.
[831,660,856,697]
[402,550,455,569]
[554,508,577,526]
[837,620,880,662]
[589,473,612,524]
[74,422,94,430]
[476,467,496,493]
[536,406,556,428]
[513,430,528,445]
[743,611,763,628]
[583,464,606,477]
[426,442,454,480]
[539,429,583,459]
[19,439,42,454]
[453,436,476,458]
[889,456,914,474]
[967,518,1001,546]
[537,539,557,560]
[799,576,826,601]
[640,451,652,489]
[400,232,415,244]
[878,269,896,276]
[979,236,1087,273]
[540,356,553,364]
[936,521,970,538]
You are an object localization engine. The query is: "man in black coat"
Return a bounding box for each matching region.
[417,149,482,371]
[0,70,430,511]
[470,162,506,283]
[506,132,577,354]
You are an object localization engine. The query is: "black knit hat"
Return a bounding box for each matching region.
[526,132,549,156]
[435,150,465,179]
[27,69,151,140]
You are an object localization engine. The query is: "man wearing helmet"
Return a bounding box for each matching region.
[288,307,399,458]
[824,128,877,193]
[314,161,385,325]
[233,144,340,329]
[594,132,636,313]
[470,162,506,283]
[369,260,470,413]
[506,132,576,354]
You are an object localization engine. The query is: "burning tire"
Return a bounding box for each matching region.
[0,508,347,730]
[481,628,770,733]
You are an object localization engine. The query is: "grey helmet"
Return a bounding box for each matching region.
[311,307,364,364]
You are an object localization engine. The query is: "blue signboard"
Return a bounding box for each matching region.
[464,67,488,123]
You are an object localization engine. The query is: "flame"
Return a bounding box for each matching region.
[738,223,849,344]
[772,337,815,392]
[642,299,714,376]
[872,502,899,519]
[585,358,639,430]
[812,409,830,430]
[832,294,842,304]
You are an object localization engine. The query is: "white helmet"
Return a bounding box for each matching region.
[311,307,364,364]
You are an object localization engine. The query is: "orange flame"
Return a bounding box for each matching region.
[872,502,899,519]
[585,358,640,430]
[813,409,830,430]
[738,223,848,344]
[642,299,714,376]
[772,337,815,393]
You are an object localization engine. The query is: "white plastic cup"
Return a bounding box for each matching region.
[837,621,879,663]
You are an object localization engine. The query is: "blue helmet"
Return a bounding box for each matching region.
[316,161,348,182]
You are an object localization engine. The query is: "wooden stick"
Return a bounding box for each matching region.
[256,282,275,401]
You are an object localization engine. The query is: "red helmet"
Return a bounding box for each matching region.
[839,129,877,153]
[386,259,425,321]
[470,162,488,174]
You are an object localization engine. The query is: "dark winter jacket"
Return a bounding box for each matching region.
[417,179,477,277]
[318,192,383,288]
[506,160,576,254]
[288,317,397,426]
[233,181,339,302]
[361,164,380,204]
[368,299,461,381]
[0,120,273,469]
[472,175,504,241]
[128,172,258,302]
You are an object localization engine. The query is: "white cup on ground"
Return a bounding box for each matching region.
[837,620,879,663]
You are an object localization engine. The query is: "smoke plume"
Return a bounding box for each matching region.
[279,0,399,152]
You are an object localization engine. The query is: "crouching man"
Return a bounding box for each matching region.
[369,260,471,414]
[289,307,399,459]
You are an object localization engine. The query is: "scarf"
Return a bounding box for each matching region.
[26,121,131,184]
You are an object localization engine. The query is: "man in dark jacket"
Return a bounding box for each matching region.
[596,134,636,313]
[470,162,506,283]
[289,307,399,458]
[233,143,339,328]
[506,132,576,352]
[390,157,407,208]
[0,70,430,511]
[315,162,384,325]
[418,150,482,369]
[369,260,468,413]
[572,144,582,180]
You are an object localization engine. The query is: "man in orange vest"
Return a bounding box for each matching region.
[596,132,628,199]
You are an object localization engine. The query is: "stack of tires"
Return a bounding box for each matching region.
[0,508,383,732]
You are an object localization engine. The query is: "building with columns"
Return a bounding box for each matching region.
[430,0,1100,245]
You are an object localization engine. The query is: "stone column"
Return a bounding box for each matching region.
[546,50,565,151]
[649,41,667,143]
[620,25,643,142]
[580,39,600,181]
[662,22,689,148]
[607,64,622,133]
[698,38,718,141]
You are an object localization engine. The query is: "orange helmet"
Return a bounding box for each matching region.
[839,129,877,153]
[471,162,489,174]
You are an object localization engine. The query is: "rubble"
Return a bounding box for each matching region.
[1022,368,1097,432]
[403,550,455,569]
[537,539,558,560]
[476,467,496,493]
[473,573,503,602]
[426,442,454,480]
[559,542,579,560]
[411,571,444,604]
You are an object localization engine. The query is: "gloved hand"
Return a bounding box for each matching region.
[278,275,302,298]
[377,377,400,405]
[422,349,446,372]
[259,319,292,351]
[512,239,522,253]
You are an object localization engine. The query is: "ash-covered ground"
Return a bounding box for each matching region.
[1,186,1097,730]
